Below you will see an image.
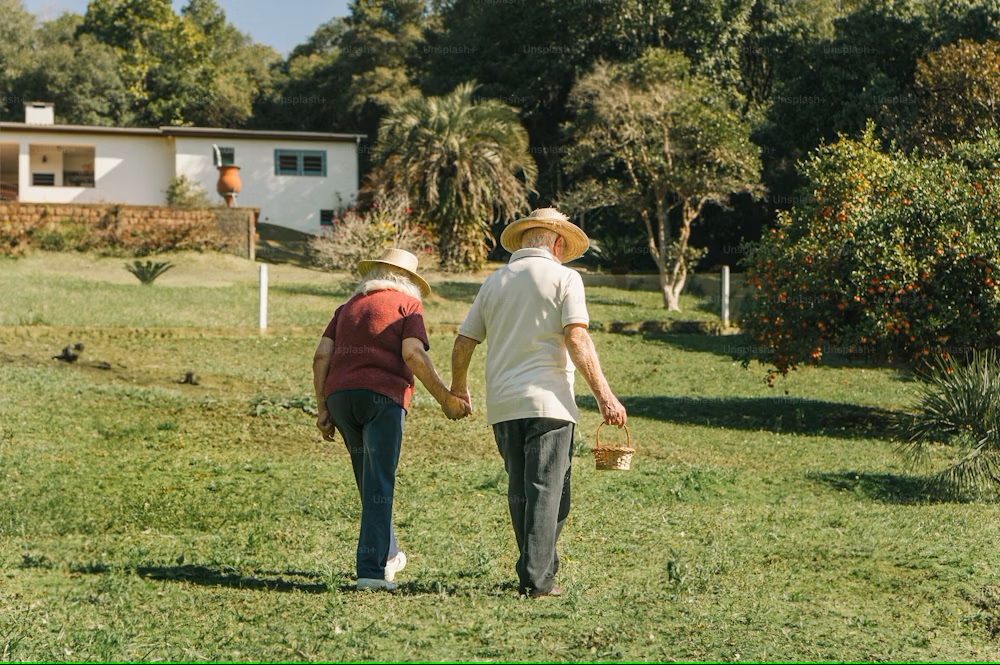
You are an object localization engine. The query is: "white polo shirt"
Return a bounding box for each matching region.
[458,248,590,425]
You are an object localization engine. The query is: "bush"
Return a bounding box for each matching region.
[741,125,1000,380]
[165,175,213,209]
[898,351,1000,498]
[309,194,436,275]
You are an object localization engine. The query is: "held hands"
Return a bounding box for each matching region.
[442,391,472,420]
[442,385,472,420]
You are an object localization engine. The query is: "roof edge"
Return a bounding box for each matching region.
[0,122,366,142]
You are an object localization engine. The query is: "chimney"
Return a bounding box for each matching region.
[25,102,55,126]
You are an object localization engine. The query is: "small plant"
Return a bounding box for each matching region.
[165,175,212,208]
[125,259,174,285]
[898,350,1000,497]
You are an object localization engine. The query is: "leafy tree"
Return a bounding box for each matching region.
[0,0,38,118]
[758,0,1000,205]
[563,49,761,310]
[904,39,1000,155]
[372,82,536,271]
[742,125,1000,379]
[77,0,277,127]
[8,13,129,126]
[254,1,425,140]
[178,0,280,127]
[423,0,676,195]
[250,18,351,131]
[338,0,427,138]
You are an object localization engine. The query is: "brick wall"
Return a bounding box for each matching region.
[0,202,257,259]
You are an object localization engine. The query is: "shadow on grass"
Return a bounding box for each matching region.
[433,281,481,303]
[70,562,522,597]
[577,394,899,439]
[643,333,918,378]
[806,471,969,504]
[69,563,330,593]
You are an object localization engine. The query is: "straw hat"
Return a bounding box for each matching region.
[356,248,431,297]
[499,207,590,263]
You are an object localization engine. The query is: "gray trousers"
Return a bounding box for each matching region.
[326,389,403,580]
[492,417,574,594]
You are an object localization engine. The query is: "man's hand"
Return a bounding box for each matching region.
[450,385,472,412]
[598,394,627,428]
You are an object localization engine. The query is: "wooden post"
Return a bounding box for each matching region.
[259,263,268,331]
[721,265,730,330]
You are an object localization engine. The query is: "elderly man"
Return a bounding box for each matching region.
[450,207,627,598]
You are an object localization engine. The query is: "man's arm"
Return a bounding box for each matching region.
[564,323,627,427]
[312,337,336,437]
[402,337,471,419]
[450,334,480,408]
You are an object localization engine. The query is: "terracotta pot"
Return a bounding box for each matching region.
[216,165,242,206]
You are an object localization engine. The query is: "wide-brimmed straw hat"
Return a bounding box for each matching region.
[356,248,431,297]
[499,207,590,263]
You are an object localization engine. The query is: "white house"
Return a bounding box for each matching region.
[0,102,364,234]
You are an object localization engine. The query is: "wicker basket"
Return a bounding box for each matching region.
[591,423,635,471]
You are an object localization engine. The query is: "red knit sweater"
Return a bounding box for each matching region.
[322,289,430,411]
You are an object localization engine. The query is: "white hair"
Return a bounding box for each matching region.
[522,227,559,249]
[355,266,422,300]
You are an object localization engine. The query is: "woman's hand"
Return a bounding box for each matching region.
[317,408,337,440]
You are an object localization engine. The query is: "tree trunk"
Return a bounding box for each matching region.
[656,196,701,311]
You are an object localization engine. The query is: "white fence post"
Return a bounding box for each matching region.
[721,265,730,330]
[259,263,268,331]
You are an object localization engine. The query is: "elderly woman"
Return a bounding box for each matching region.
[313,248,469,591]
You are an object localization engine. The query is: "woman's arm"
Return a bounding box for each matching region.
[312,336,337,437]
[402,337,470,419]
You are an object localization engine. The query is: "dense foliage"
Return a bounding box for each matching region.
[742,126,1000,377]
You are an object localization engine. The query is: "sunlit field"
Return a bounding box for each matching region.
[1,251,998,662]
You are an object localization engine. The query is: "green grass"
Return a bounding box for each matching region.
[1,251,998,661]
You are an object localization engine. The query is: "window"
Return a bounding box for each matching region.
[30,143,95,188]
[320,209,335,227]
[274,149,326,176]
[216,146,235,165]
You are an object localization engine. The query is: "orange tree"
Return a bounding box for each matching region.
[741,124,1000,380]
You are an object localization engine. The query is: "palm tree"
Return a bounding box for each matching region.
[372,81,537,271]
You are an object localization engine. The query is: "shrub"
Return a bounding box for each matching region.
[165,175,213,208]
[898,351,1000,498]
[741,125,1000,381]
[309,193,436,275]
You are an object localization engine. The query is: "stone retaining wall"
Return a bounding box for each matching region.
[0,202,257,259]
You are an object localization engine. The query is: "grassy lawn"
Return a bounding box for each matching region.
[1,251,998,662]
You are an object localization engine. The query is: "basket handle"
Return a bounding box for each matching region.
[595,422,633,450]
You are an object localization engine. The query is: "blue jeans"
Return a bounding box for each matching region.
[327,389,404,580]
[492,418,574,594]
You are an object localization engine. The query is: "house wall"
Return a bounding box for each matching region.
[6,130,173,204]
[173,136,359,234]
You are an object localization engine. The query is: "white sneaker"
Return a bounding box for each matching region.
[356,578,397,591]
[385,551,407,582]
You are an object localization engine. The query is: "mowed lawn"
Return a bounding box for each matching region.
[1,251,999,662]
